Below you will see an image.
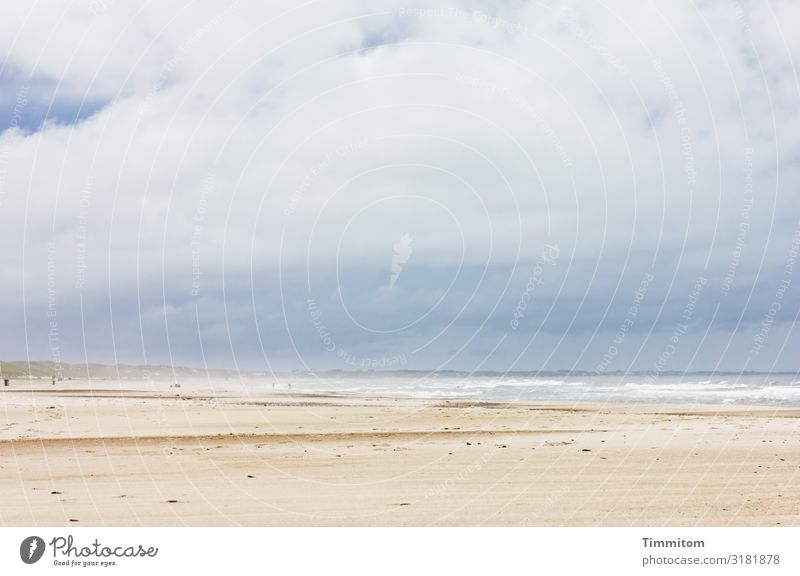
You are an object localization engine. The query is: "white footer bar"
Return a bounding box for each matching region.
[2,527,797,575]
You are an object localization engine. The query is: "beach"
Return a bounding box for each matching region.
[1,380,798,526]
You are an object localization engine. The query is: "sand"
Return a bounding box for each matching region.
[1,380,798,526]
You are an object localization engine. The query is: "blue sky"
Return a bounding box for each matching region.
[0,0,798,373]
[0,67,107,132]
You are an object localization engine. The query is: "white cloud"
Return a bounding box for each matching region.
[1,0,798,370]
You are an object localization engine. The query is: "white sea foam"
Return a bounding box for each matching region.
[267,373,800,407]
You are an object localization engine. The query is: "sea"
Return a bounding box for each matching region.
[263,372,800,407]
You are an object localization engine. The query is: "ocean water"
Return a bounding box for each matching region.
[265,373,800,407]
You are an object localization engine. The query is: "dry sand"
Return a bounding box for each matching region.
[1,380,798,526]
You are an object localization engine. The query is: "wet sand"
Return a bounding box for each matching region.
[1,381,798,526]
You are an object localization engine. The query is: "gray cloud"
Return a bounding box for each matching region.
[1,0,798,373]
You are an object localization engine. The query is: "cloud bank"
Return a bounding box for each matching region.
[1,0,798,373]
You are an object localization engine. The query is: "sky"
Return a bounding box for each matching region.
[0,0,798,373]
